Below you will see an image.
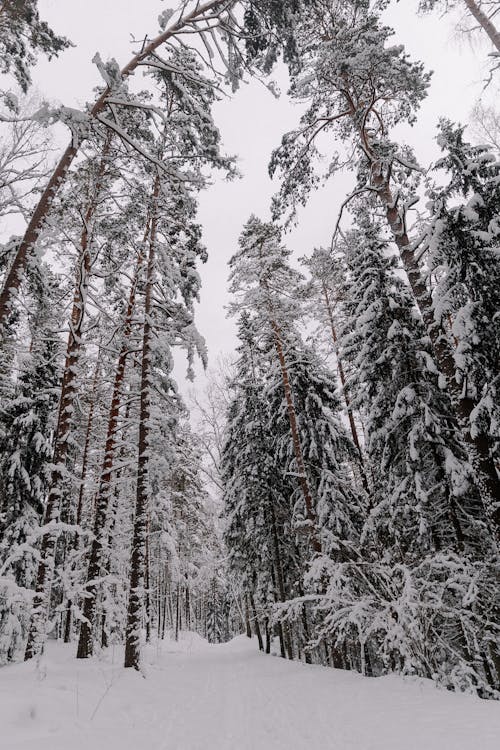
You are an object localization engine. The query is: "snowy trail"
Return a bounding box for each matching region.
[1,634,499,750]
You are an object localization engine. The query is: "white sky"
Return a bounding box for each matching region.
[31,0,493,392]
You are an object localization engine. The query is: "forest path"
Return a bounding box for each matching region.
[1,633,499,750]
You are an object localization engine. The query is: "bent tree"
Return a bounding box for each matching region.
[0,0,317,327]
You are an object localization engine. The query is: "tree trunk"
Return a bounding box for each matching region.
[269,319,321,553]
[77,221,149,659]
[0,0,229,327]
[321,281,369,494]
[124,175,160,669]
[175,585,181,642]
[185,580,191,631]
[464,0,500,52]
[161,575,168,640]
[145,523,151,644]
[245,595,252,639]
[249,592,264,651]
[76,358,101,529]
[265,618,271,654]
[63,358,101,644]
[269,504,294,660]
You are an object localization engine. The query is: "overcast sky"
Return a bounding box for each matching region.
[32,0,493,392]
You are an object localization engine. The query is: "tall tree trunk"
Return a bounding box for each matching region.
[25,147,111,661]
[265,618,271,654]
[245,594,252,639]
[175,585,181,642]
[75,358,101,530]
[63,357,101,644]
[145,522,151,644]
[464,0,500,51]
[269,504,294,660]
[0,0,229,327]
[185,576,191,631]
[77,222,149,659]
[124,175,160,669]
[321,281,369,493]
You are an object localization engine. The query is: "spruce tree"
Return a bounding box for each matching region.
[0,266,61,661]
[426,121,500,524]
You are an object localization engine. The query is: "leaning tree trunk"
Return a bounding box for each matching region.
[124,176,160,670]
[463,0,500,52]
[321,281,369,494]
[25,148,111,661]
[370,159,500,532]
[76,220,150,659]
[0,0,230,328]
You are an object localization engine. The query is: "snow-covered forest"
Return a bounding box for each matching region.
[0,1,499,747]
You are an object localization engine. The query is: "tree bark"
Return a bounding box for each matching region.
[245,595,252,638]
[124,175,160,669]
[265,618,271,653]
[249,591,264,651]
[145,522,151,644]
[464,0,500,52]
[0,0,230,327]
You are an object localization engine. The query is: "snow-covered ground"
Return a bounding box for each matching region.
[0,633,499,750]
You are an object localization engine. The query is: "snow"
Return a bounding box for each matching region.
[1,634,499,750]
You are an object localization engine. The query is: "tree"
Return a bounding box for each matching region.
[222,313,299,660]
[0,102,53,224]
[122,48,233,667]
[229,216,321,550]
[425,121,500,502]
[0,265,61,660]
[23,130,120,659]
[470,99,500,152]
